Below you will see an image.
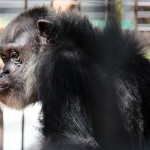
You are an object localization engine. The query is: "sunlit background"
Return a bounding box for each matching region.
[0,0,150,150]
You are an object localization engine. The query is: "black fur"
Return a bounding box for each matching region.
[33,8,150,149]
[3,7,150,150]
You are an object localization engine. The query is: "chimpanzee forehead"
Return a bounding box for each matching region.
[1,20,35,45]
[0,32,33,53]
[13,31,31,46]
[1,30,31,47]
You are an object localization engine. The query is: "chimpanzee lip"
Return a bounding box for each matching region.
[0,84,11,92]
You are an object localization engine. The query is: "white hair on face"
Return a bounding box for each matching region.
[23,53,38,102]
[0,52,38,109]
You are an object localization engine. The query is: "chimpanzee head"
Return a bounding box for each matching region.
[0,7,55,109]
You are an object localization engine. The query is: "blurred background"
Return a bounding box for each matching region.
[0,0,149,150]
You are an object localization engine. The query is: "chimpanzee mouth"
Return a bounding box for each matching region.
[0,84,11,93]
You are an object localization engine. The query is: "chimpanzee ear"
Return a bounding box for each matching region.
[37,19,53,37]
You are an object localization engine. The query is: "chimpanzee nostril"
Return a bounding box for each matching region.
[3,70,10,74]
[0,70,10,78]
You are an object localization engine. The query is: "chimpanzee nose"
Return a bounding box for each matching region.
[3,70,10,74]
[0,70,10,78]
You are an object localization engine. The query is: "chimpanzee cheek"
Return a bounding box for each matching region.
[7,64,18,74]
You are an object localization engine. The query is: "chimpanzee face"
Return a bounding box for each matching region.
[0,18,39,109]
[0,6,55,109]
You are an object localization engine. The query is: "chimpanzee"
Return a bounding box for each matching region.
[0,6,150,150]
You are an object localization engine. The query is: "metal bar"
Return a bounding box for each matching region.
[24,0,28,10]
[0,108,3,150]
[134,0,137,31]
[105,0,108,21]
[21,112,24,150]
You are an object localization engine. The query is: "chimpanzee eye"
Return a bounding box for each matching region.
[11,51,19,59]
